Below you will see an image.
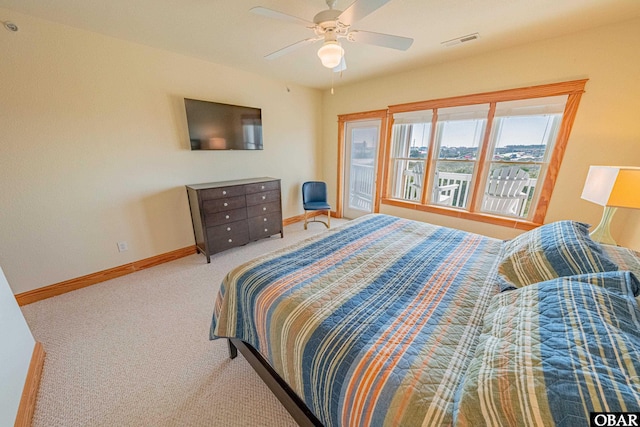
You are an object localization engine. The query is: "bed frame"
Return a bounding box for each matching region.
[228,338,322,426]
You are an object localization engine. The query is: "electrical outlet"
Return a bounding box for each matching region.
[117,241,128,252]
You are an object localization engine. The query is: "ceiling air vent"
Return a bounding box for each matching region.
[441,32,480,47]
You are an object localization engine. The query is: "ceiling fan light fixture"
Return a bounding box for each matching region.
[317,41,344,68]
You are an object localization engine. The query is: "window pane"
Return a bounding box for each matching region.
[492,115,561,162]
[400,123,431,159]
[436,104,489,161]
[348,127,378,212]
[430,161,474,208]
[430,104,488,208]
[389,123,431,159]
[390,159,424,201]
[408,123,430,159]
[438,119,486,160]
[388,118,432,201]
[351,127,378,161]
[480,164,541,218]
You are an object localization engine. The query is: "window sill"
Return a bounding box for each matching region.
[381,198,541,231]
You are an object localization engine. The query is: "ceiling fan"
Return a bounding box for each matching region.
[251,0,413,72]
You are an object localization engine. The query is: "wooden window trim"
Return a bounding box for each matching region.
[388,80,587,113]
[380,79,587,229]
[530,90,585,224]
[380,197,539,230]
[469,103,496,212]
[421,112,439,204]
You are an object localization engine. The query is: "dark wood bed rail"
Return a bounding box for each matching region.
[228,338,323,427]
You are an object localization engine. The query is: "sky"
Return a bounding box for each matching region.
[408,115,558,149]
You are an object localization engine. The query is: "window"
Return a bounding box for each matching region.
[388,111,432,202]
[431,104,489,209]
[381,80,587,229]
[479,96,566,218]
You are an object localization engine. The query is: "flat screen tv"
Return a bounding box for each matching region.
[184,98,263,150]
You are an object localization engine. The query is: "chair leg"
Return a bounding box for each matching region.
[304,210,331,229]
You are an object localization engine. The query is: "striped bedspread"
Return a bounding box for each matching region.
[210,214,503,426]
[455,271,640,426]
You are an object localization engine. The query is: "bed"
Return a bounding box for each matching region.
[210,214,640,426]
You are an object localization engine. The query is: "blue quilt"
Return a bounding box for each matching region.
[456,271,640,426]
[211,214,503,426]
[210,214,640,426]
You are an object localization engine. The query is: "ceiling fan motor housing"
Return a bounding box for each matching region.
[253,0,414,65]
[314,9,343,28]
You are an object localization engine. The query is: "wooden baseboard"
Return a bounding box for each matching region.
[15,246,197,306]
[282,211,338,226]
[14,342,45,427]
[15,212,341,306]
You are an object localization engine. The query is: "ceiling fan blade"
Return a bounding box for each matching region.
[333,56,347,73]
[349,30,413,50]
[264,37,322,60]
[338,0,392,25]
[250,6,314,27]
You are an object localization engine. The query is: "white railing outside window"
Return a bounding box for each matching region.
[395,170,538,217]
[349,163,375,212]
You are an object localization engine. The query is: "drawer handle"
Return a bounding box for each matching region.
[263,218,267,222]
[228,239,233,243]
[262,196,266,200]
[261,185,265,190]
[224,202,228,207]
[227,227,231,231]
[264,228,268,232]
[222,190,227,195]
[225,215,229,219]
[262,207,267,211]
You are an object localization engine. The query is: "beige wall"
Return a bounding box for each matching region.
[2,11,639,296]
[322,18,640,247]
[0,267,35,425]
[0,9,323,294]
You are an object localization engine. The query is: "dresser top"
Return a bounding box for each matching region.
[186,177,279,190]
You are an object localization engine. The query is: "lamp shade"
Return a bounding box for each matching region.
[317,41,344,69]
[581,166,640,208]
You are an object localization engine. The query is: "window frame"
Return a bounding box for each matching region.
[478,110,563,219]
[379,79,587,230]
[336,109,389,218]
[429,104,490,209]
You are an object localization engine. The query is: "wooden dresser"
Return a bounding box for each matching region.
[186,177,283,263]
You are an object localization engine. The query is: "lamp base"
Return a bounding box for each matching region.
[589,206,618,246]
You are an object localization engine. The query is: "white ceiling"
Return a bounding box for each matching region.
[2,0,640,89]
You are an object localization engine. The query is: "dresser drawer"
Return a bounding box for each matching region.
[245,180,280,194]
[204,208,247,227]
[246,190,280,206]
[200,185,245,200]
[248,213,282,240]
[203,195,246,214]
[207,221,249,251]
[246,201,281,218]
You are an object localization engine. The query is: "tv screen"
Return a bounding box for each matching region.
[184,98,263,150]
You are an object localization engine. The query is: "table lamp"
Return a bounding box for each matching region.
[581,166,640,245]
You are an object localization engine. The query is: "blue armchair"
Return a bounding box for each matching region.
[302,181,331,229]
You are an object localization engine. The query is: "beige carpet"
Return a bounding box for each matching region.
[21,219,348,427]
